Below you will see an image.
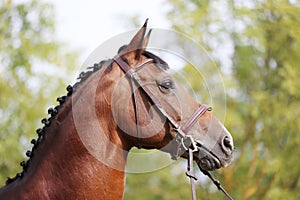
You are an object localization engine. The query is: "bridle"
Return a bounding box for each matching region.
[114,55,233,200]
[113,55,233,200]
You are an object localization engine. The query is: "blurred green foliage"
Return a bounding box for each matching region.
[1,0,299,199]
[125,0,300,199]
[0,0,77,186]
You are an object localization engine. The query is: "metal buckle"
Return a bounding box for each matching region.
[181,135,198,153]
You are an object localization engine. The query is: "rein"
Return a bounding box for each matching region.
[113,55,233,200]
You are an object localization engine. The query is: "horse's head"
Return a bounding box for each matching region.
[105,20,233,171]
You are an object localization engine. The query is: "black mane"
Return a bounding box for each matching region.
[143,51,169,71]
[5,58,110,185]
[117,45,169,71]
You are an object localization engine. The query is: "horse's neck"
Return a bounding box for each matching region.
[0,67,128,199]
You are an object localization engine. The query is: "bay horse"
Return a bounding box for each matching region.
[0,20,233,199]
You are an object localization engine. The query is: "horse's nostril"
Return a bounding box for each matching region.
[223,136,233,152]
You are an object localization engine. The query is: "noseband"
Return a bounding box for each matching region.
[113,55,233,200]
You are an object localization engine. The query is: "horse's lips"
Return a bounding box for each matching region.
[193,141,222,171]
[196,156,221,171]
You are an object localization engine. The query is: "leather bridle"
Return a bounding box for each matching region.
[113,55,233,200]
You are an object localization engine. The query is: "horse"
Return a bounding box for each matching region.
[0,20,234,199]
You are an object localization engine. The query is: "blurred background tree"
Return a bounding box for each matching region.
[0,0,77,186]
[125,0,300,199]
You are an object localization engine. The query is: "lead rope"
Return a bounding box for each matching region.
[197,165,234,200]
[185,149,234,200]
[186,147,197,200]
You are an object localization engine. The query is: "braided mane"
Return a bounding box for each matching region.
[5,59,112,185]
[5,48,168,185]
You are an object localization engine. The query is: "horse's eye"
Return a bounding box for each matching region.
[158,79,174,93]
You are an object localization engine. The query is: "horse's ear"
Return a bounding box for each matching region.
[120,19,151,65]
[142,29,152,51]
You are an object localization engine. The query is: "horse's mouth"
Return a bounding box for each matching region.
[179,146,223,171]
[193,140,226,171]
[195,155,221,171]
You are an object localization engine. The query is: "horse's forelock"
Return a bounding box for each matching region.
[117,45,169,71]
[143,51,169,71]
